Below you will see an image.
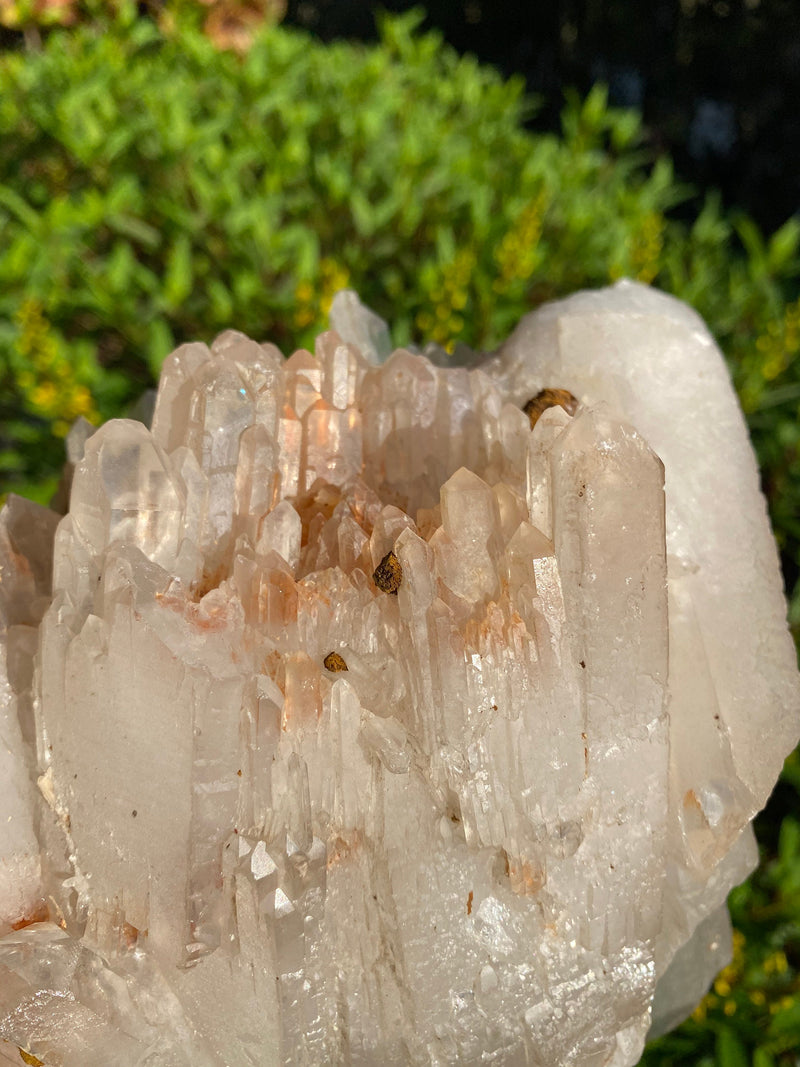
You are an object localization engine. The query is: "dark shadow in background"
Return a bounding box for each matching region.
[284,0,800,235]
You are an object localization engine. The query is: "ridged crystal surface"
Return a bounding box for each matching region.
[0,281,798,1066]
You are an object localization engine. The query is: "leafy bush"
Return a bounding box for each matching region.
[1,10,798,549]
[1,11,800,1059]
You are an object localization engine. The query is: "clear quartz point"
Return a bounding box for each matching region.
[0,281,797,1066]
[329,289,393,364]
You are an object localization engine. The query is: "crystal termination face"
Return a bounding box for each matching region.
[0,281,798,1067]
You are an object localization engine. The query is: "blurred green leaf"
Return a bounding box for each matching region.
[0,185,40,231]
[163,235,193,310]
[767,998,800,1039]
[753,1049,776,1067]
[715,1027,749,1067]
[766,217,800,275]
[146,317,174,378]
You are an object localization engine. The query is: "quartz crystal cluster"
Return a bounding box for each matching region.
[1,281,798,1067]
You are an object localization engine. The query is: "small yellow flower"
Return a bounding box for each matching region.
[691,1001,707,1023]
[31,381,57,411]
[692,991,717,1022]
[293,306,315,330]
[13,299,100,429]
[753,297,800,382]
[295,280,314,304]
[420,248,477,348]
[630,212,664,285]
[764,950,788,975]
[494,190,547,287]
[319,258,351,316]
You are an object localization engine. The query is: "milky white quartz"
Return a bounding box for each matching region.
[0,281,797,1067]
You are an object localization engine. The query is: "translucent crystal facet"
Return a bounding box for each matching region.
[0,281,798,1066]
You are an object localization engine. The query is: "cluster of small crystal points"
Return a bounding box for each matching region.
[1,283,799,1067]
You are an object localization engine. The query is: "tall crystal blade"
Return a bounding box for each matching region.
[487,280,800,981]
[151,341,215,454]
[70,420,186,572]
[552,406,669,943]
[0,497,58,929]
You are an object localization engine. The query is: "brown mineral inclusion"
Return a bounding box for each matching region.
[373,550,402,595]
[523,388,579,428]
[18,1050,44,1067]
[323,652,348,673]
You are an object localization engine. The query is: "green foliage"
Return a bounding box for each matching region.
[2,15,800,1060]
[1,14,798,581]
[0,13,737,469]
[1,13,793,635]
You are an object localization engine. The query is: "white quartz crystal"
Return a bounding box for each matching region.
[0,281,798,1066]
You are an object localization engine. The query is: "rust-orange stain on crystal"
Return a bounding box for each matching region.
[10,899,49,930]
